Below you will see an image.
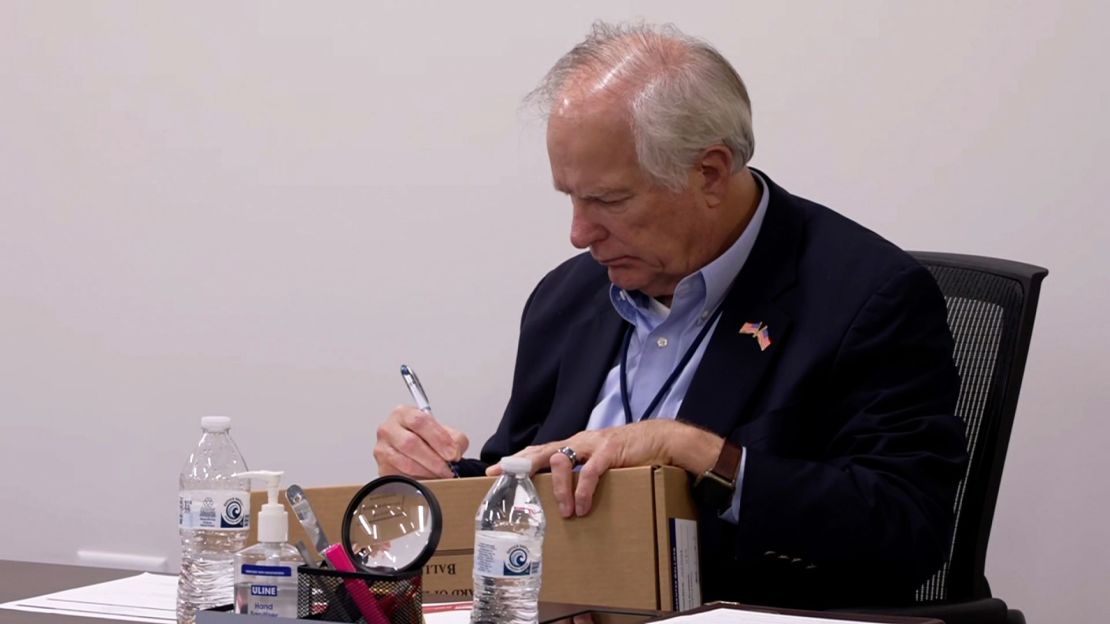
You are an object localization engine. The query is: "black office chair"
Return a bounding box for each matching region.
[843,252,1048,624]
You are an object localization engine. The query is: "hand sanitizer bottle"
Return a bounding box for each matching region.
[233,470,300,618]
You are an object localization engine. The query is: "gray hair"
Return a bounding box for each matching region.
[527,21,755,191]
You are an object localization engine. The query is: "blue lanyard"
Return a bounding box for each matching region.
[619,305,725,424]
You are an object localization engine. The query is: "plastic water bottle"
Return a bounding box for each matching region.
[471,456,546,624]
[177,416,250,624]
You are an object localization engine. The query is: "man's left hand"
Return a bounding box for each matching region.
[486,420,724,518]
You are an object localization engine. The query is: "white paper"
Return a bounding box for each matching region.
[2,575,473,624]
[0,572,178,623]
[661,605,876,624]
[422,601,473,624]
[669,517,701,611]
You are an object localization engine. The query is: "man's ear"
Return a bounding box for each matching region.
[698,145,734,207]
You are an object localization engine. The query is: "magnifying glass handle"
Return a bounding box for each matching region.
[293,541,315,566]
[288,484,331,560]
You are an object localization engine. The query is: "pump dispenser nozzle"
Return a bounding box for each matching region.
[234,470,287,543]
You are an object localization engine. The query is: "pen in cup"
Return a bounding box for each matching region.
[399,364,461,478]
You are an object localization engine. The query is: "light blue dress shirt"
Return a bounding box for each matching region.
[584,171,770,523]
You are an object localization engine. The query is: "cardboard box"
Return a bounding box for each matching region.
[249,465,700,612]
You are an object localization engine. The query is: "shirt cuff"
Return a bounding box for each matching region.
[719,446,748,524]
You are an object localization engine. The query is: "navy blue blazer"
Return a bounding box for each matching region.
[458,171,967,608]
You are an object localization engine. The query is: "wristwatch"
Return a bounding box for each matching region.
[693,438,744,512]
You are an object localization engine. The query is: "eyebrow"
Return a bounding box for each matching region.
[551,183,630,198]
[587,187,629,197]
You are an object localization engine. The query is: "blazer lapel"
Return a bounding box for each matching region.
[677,173,802,437]
[537,285,628,443]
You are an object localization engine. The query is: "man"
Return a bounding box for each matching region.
[374,22,967,609]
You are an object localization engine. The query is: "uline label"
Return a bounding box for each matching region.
[250,585,278,597]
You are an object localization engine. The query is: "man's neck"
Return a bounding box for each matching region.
[648,170,761,309]
[710,169,761,265]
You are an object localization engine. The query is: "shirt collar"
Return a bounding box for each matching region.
[700,169,770,314]
[609,170,770,322]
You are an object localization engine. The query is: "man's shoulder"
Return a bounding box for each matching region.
[522,252,609,317]
[532,248,603,290]
[543,251,608,286]
[767,175,924,290]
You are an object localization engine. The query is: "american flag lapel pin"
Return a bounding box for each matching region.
[739,321,773,351]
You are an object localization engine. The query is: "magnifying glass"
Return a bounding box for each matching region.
[341,475,443,575]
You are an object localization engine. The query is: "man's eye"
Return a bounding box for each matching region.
[596,197,628,206]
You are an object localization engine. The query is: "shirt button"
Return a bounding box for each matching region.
[656,337,669,348]
[700,310,710,320]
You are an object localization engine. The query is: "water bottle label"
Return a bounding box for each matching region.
[179,490,250,530]
[473,531,542,578]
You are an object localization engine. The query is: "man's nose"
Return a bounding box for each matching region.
[569,202,605,250]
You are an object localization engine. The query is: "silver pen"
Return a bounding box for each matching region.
[399,364,460,477]
[400,364,433,414]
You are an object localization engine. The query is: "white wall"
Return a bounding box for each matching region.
[1,1,1106,621]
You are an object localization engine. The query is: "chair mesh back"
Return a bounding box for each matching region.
[912,264,1024,603]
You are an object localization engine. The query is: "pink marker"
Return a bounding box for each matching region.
[322,543,389,624]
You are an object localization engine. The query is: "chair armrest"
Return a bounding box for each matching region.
[832,597,1011,624]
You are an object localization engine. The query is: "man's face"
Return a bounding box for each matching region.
[547,101,710,299]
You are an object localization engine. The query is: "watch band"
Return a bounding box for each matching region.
[707,438,743,486]
[694,438,744,510]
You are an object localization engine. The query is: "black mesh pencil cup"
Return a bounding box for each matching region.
[297,566,422,624]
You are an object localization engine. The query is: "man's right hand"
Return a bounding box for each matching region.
[373,405,469,479]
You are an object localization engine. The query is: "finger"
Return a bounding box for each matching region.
[574,443,615,517]
[549,451,576,518]
[519,445,558,475]
[443,425,470,461]
[374,452,400,476]
[374,414,408,476]
[375,445,450,480]
[520,444,556,473]
[572,614,596,624]
[399,406,459,462]
[398,431,457,479]
[380,425,456,479]
[484,444,550,477]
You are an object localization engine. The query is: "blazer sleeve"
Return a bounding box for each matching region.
[724,263,967,605]
[453,275,551,477]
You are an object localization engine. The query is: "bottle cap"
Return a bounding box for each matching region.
[235,470,287,543]
[499,456,532,474]
[200,416,231,432]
